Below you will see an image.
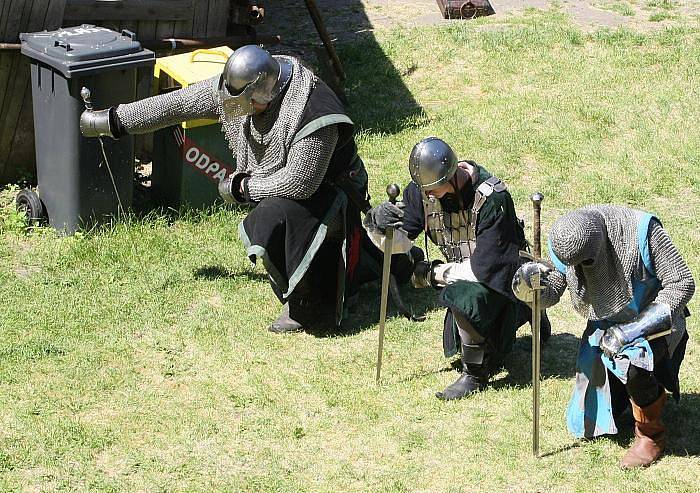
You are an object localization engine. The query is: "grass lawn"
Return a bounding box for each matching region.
[1,8,699,493]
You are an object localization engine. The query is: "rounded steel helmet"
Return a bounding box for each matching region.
[408,137,459,191]
[218,45,293,117]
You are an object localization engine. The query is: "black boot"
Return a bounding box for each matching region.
[267,272,317,334]
[268,298,336,333]
[267,302,304,333]
[436,344,489,401]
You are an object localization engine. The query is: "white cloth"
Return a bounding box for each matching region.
[366,228,414,255]
[432,260,478,286]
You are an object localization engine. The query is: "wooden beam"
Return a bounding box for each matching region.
[64,0,194,22]
[191,0,209,38]
[206,0,229,37]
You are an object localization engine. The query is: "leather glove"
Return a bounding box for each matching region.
[364,200,405,233]
[511,261,552,304]
[80,107,120,139]
[411,259,444,289]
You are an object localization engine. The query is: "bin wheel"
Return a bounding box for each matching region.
[16,188,46,225]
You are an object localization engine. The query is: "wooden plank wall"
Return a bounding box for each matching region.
[1,0,257,183]
[62,0,235,40]
[0,0,67,182]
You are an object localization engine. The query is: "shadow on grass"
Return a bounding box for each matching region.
[307,281,439,338]
[339,37,426,135]
[193,265,267,282]
[489,332,581,388]
[604,392,700,459]
[665,393,700,456]
[391,331,581,386]
[258,1,425,136]
[539,441,582,458]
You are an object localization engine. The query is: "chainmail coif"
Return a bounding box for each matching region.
[549,210,605,266]
[544,205,695,354]
[549,206,647,320]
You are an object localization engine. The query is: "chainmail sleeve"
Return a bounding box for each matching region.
[246,124,338,201]
[541,269,568,309]
[648,219,695,313]
[115,76,219,135]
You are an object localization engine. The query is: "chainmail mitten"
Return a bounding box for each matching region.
[116,76,219,134]
[540,269,568,309]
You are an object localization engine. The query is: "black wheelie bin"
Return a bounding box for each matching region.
[19,24,154,234]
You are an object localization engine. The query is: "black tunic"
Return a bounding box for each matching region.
[239,81,369,324]
[402,164,529,356]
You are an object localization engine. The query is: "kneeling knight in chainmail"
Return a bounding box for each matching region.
[513,205,695,468]
[365,137,551,401]
[81,45,392,332]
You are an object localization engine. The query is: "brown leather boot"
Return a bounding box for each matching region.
[620,391,667,469]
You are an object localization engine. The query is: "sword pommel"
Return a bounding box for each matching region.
[386,183,401,204]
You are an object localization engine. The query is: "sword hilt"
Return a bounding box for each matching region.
[531,192,544,259]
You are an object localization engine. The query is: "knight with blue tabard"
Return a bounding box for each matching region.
[512,205,694,469]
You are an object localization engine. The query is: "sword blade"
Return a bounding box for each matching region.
[376,227,394,383]
[531,290,541,457]
[530,191,544,457]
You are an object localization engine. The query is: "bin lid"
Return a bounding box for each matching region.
[20,24,154,78]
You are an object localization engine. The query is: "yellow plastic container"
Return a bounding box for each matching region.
[151,47,236,208]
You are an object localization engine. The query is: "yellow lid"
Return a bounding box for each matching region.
[154,47,233,128]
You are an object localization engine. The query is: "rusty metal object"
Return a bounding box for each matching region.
[435,0,495,19]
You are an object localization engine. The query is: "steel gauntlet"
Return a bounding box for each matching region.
[218,173,250,204]
[411,260,444,289]
[599,302,673,357]
[80,107,118,139]
[511,261,551,304]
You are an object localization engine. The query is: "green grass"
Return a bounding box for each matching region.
[2,9,700,492]
[645,0,677,10]
[649,11,677,21]
[596,1,637,17]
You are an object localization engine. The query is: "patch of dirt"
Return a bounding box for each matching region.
[258,0,699,57]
